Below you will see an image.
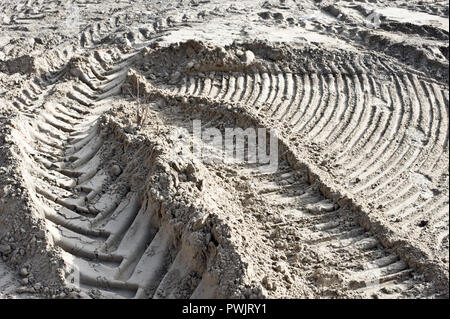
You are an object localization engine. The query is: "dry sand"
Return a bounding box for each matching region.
[0,0,448,299]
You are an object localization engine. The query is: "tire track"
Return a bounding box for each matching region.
[152,44,448,294]
[2,30,448,297]
[5,43,212,298]
[112,66,438,297]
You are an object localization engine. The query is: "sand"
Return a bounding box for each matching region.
[0,0,448,299]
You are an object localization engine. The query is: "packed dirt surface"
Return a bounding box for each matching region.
[0,0,448,299]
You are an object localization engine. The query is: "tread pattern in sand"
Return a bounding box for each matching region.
[10,48,205,298]
[163,62,449,260]
[248,164,423,297]
[7,46,437,298]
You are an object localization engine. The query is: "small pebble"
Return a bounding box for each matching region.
[19,267,29,277]
[111,165,122,176]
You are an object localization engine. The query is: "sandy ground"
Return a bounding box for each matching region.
[0,0,448,299]
[0,261,21,298]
